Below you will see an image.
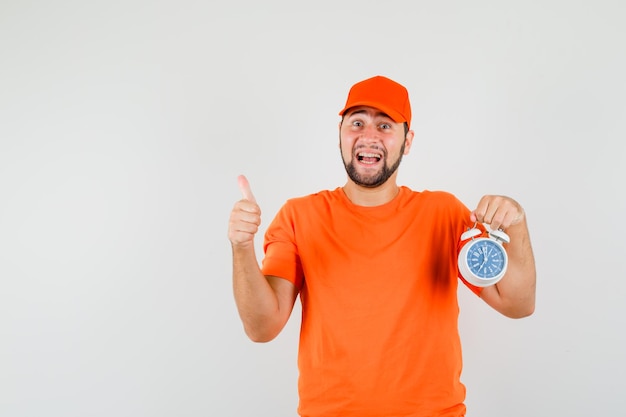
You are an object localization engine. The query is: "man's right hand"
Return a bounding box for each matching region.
[228,175,261,248]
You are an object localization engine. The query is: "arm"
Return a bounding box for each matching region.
[228,175,299,342]
[471,195,536,318]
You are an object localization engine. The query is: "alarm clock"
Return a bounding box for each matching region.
[458,225,510,287]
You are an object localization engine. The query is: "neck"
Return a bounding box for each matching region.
[342,179,400,207]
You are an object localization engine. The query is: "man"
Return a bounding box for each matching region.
[228,75,536,417]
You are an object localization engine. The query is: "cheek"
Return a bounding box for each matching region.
[340,144,353,161]
[387,138,405,155]
[339,135,355,154]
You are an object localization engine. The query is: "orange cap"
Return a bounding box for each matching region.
[338,75,412,128]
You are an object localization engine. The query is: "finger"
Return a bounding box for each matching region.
[228,226,257,246]
[228,209,261,245]
[473,196,522,230]
[231,205,261,226]
[471,195,490,223]
[237,175,257,203]
[472,196,503,228]
[229,221,259,241]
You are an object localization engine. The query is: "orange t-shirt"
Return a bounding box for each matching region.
[262,186,481,417]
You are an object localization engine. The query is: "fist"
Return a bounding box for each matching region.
[228,175,262,247]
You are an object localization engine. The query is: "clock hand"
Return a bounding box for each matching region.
[478,247,488,271]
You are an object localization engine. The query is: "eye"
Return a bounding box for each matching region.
[351,120,363,127]
[379,123,391,130]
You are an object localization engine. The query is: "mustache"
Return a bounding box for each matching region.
[353,144,387,157]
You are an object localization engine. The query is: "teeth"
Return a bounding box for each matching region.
[358,152,381,159]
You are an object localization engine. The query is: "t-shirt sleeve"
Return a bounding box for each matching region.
[261,202,304,289]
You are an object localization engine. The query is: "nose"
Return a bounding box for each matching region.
[359,123,380,144]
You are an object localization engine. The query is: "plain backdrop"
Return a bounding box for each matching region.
[1,1,625,416]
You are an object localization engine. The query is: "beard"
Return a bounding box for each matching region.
[341,141,405,188]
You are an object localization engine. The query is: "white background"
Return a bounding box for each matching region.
[1,1,625,416]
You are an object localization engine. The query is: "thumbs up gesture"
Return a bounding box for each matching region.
[228,175,262,247]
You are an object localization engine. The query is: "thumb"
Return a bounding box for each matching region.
[237,175,257,203]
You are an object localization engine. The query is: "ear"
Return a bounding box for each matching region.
[338,121,343,148]
[403,130,415,155]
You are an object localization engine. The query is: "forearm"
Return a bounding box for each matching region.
[232,244,283,342]
[492,220,537,317]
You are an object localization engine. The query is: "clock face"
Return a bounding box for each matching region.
[466,239,506,279]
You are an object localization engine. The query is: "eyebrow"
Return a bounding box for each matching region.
[347,109,393,120]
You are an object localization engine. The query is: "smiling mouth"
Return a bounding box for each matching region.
[356,152,382,165]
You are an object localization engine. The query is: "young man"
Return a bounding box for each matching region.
[228,75,536,417]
